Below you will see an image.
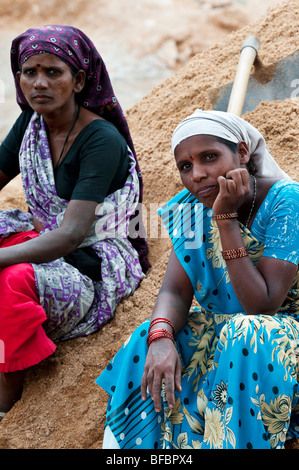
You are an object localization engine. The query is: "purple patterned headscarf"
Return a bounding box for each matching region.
[10,24,149,272]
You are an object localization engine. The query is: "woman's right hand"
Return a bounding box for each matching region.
[141,337,182,412]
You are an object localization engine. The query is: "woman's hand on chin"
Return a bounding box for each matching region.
[213,168,250,215]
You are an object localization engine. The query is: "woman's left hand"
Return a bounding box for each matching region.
[212,168,250,215]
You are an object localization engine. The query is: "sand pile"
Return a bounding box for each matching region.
[0,0,298,449]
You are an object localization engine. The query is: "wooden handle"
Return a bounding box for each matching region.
[227,35,259,116]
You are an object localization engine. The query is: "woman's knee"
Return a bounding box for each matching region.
[219,314,298,364]
[219,314,282,350]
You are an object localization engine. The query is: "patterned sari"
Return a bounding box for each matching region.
[97,180,299,449]
[11,24,149,273]
[0,112,144,342]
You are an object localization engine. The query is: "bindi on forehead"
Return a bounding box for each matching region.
[22,62,43,71]
[188,152,194,160]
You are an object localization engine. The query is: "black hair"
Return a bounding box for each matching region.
[214,136,257,175]
[214,136,238,154]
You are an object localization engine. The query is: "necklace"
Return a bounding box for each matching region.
[55,104,80,168]
[245,175,257,227]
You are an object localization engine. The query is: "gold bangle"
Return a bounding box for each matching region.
[212,213,238,220]
[222,247,248,260]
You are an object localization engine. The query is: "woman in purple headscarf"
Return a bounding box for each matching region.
[0,25,149,418]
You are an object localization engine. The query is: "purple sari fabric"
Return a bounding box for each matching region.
[0,112,144,341]
[10,24,149,272]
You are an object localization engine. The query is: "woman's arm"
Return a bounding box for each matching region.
[141,249,194,412]
[216,217,297,315]
[0,199,99,267]
[213,169,297,315]
[0,170,12,191]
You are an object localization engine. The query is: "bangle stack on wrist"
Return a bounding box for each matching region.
[147,317,176,347]
[147,328,175,347]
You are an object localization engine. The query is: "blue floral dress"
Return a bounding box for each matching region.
[96,180,299,449]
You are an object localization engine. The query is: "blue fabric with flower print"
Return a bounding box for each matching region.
[96,179,299,449]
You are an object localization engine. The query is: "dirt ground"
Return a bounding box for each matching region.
[0,0,298,449]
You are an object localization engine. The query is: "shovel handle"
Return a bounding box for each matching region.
[227,35,259,116]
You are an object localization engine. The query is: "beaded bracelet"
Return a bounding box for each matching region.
[147,328,175,347]
[149,317,176,336]
[212,212,238,220]
[222,247,248,260]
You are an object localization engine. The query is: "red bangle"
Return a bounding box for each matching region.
[147,328,175,347]
[149,317,175,336]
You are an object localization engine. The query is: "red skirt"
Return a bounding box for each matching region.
[0,231,56,372]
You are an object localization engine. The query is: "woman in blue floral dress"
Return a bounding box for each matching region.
[97,109,299,449]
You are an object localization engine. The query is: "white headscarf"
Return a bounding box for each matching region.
[171,109,290,180]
